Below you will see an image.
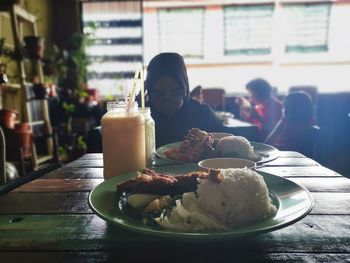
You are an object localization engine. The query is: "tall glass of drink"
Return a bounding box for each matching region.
[101,101,146,180]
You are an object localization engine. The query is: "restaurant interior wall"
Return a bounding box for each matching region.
[1,1,349,176]
[0,0,81,112]
[143,0,350,177]
[0,0,54,83]
[0,0,83,172]
[143,0,350,95]
[0,0,55,115]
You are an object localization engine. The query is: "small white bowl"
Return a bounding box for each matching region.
[210,132,233,143]
[198,158,256,170]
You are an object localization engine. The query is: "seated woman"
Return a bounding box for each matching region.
[237,78,283,141]
[144,53,224,147]
[86,53,224,152]
[264,91,318,157]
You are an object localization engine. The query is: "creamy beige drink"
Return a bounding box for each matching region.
[141,107,156,167]
[102,102,146,180]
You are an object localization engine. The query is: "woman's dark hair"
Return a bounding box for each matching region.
[246,78,272,99]
[144,53,189,100]
[284,91,313,124]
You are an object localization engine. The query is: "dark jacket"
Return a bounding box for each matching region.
[142,53,224,147]
[86,99,223,151]
[153,99,223,147]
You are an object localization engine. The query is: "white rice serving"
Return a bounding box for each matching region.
[216,135,254,159]
[156,168,277,231]
[197,168,277,227]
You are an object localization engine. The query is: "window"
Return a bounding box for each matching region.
[82,1,142,97]
[284,3,331,53]
[224,5,274,56]
[157,8,204,58]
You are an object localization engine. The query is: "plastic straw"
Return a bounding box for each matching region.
[127,66,140,111]
[139,63,145,110]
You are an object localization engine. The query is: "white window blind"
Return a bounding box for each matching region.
[157,8,204,58]
[82,1,142,97]
[284,3,331,53]
[224,5,274,55]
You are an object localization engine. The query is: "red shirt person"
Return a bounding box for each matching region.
[237,78,283,141]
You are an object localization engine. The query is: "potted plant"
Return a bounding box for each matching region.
[58,145,69,163]
[70,135,87,160]
[62,102,75,134]
[32,82,49,99]
[0,38,13,59]
[0,38,21,81]
[42,32,89,102]
[52,32,89,103]
[0,109,18,130]
[42,33,95,162]
[24,36,44,60]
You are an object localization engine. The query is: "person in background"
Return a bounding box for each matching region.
[144,53,224,147]
[264,91,318,157]
[190,85,204,104]
[236,78,282,141]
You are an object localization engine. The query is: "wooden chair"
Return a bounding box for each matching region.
[265,123,320,158]
[289,86,318,105]
[202,88,226,111]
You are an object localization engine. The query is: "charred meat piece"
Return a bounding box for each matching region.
[164,128,215,162]
[117,168,222,195]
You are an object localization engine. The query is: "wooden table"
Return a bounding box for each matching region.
[0,152,350,262]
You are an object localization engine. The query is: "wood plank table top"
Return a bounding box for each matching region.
[0,152,349,262]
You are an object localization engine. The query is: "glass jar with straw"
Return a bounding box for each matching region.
[141,107,155,167]
[138,63,156,167]
[101,65,147,179]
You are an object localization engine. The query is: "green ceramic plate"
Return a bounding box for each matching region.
[156,141,280,164]
[89,165,313,240]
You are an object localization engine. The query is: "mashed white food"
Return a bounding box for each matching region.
[216,135,255,159]
[197,168,277,227]
[156,168,277,231]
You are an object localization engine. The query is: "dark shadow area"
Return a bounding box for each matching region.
[0,162,61,196]
[314,93,350,177]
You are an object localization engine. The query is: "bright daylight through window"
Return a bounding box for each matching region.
[81,0,350,96]
[224,5,274,56]
[82,1,142,98]
[284,3,331,53]
[157,8,204,59]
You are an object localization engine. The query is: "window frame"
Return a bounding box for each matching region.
[283,2,331,54]
[223,4,275,56]
[156,7,205,59]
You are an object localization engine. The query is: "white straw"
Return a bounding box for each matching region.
[127,66,140,111]
[139,63,145,110]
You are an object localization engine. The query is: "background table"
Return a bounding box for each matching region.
[0,152,349,262]
[222,117,259,141]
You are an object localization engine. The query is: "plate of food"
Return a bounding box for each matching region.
[214,111,234,124]
[156,128,279,164]
[89,165,313,240]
